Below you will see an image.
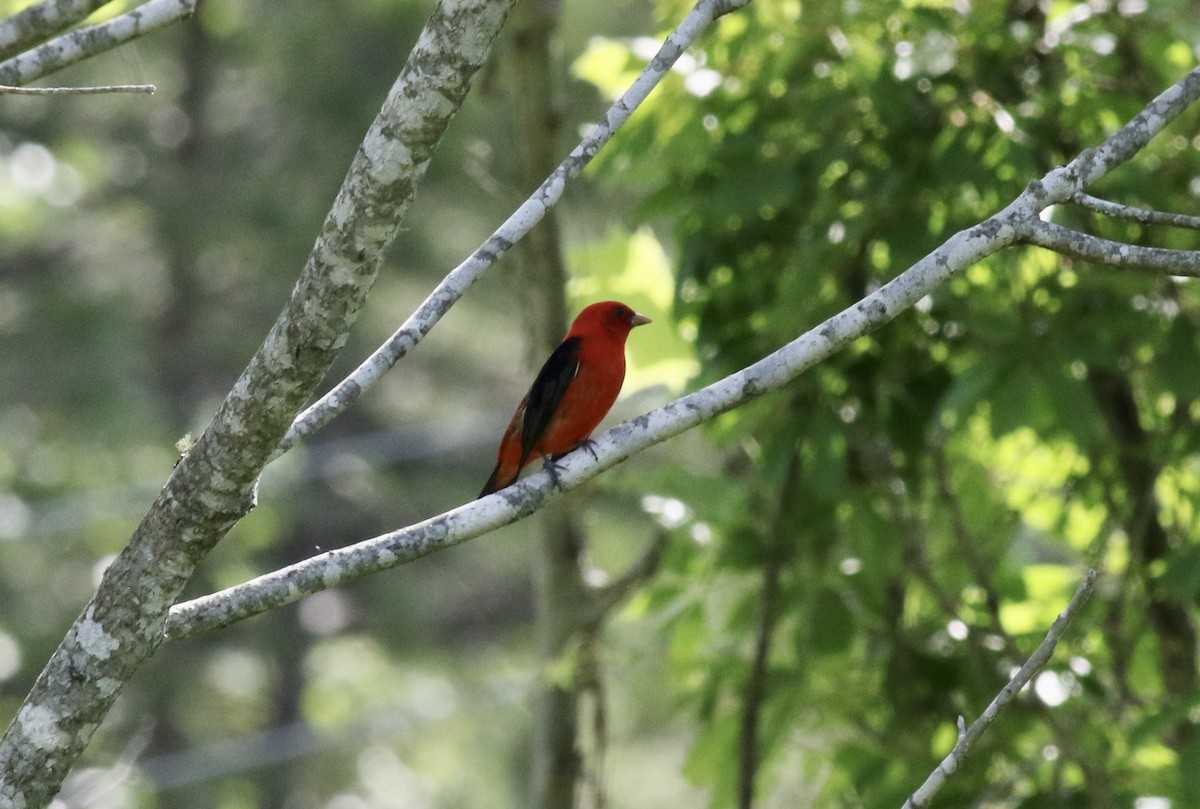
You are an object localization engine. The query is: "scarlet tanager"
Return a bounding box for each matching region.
[479,301,651,497]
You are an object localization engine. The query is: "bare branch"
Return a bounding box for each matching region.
[1071,192,1200,230]
[0,82,154,94]
[0,0,196,87]
[901,569,1098,809]
[1038,67,1200,196]
[277,0,752,455]
[585,530,671,628]
[1017,219,1200,276]
[0,0,108,62]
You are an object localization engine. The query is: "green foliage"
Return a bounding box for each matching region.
[578,0,1200,805]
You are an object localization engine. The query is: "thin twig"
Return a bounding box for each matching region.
[0,83,155,95]
[1071,192,1200,230]
[585,530,671,628]
[901,569,1098,809]
[1017,218,1200,276]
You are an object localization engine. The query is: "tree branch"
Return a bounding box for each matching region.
[0,0,108,62]
[1070,192,1200,230]
[0,0,514,804]
[739,453,801,809]
[166,64,1200,641]
[1016,219,1200,276]
[585,530,671,628]
[168,216,1024,638]
[167,197,1016,637]
[1038,67,1200,194]
[276,0,754,455]
[901,569,1098,809]
[0,0,196,87]
[0,82,154,94]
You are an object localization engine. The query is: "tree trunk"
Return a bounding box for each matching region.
[502,2,592,806]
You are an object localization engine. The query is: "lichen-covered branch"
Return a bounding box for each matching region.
[166,198,1022,637]
[1017,219,1200,276]
[1052,67,1200,188]
[0,0,196,87]
[901,570,1097,809]
[277,0,755,454]
[0,0,108,62]
[0,1,514,805]
[166,64,1200,640]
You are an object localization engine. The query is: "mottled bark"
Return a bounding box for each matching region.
[0,0,109,61]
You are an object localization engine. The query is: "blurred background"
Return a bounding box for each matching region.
[2,0,1200,807]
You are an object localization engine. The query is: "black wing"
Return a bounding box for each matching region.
[518,336,582,469]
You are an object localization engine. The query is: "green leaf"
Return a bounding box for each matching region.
[1157,320,1200,401]
[810,586,856,654]
[682,712,740,798]
[1180,731,1200,804]
[1157,543,1200,603]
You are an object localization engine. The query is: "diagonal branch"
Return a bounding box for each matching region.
[1016,219,1200,276]
[276,0,754,456]
[0,0,109,62]
[1070,192,1200,230]
[0,0,197,87]
[1036,67,1200,196]
[0,0,515,805]
[166,64,1200,641]
[901,569,1098,809]
[584,530,671,628]
[0,0,196,87]
[168,204,1027,639]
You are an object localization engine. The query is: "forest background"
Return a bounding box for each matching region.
[2,0,1200,807]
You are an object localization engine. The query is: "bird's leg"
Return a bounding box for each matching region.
[577,438,600,461]
[540,453,565,489]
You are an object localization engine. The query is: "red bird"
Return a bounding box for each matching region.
[479,301,651,497]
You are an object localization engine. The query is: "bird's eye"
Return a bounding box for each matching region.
[613,305,629,319]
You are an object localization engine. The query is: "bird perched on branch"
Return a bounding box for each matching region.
[479,300,651,497]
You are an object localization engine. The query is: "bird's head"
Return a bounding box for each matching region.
[569,301,652,339]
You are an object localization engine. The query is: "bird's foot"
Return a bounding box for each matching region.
[542,441,599,490]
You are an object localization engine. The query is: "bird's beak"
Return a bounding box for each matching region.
[630,312,652,328]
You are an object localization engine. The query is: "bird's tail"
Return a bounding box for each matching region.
[478,464,511,498]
